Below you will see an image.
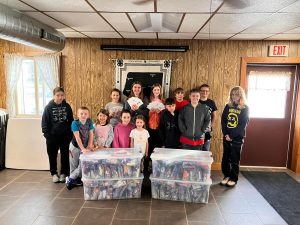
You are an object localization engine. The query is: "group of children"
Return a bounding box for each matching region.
[42,83,249,190]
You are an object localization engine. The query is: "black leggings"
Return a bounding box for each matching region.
[221,139,244,182]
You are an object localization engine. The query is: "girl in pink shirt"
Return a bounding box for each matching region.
[112,110,135,148]
[94,109,114,149]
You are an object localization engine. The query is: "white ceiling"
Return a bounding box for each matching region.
[1,0,300,40]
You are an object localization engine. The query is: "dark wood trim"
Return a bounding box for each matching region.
[240,57,300,173]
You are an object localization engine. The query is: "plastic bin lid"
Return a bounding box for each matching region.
[80,148,143,160]
[149,175,212,185]
[151,148,213,162]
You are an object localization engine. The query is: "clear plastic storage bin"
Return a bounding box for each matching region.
[150,176,212,203]
[83,176,143,200]
[80,148,143,179]
[151,148,213,182]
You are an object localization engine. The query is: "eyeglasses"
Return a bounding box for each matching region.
[200,90,209,93]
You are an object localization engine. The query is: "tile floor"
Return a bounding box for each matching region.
[0,168,298,225]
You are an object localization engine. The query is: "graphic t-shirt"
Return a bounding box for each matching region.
[129,128,150,155]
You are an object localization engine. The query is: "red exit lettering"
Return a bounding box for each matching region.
[269,45,289,57]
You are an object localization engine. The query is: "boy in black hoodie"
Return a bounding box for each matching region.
[42,87,73,183]
[159,98,180,148]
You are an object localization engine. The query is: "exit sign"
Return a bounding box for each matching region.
[269,45,289,57]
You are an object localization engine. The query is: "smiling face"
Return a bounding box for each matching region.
[78,109,89,123]
[111,91,120,103]
[98,112,108,125]
[200,87,210,100]
[53,91,65,104]
[189,92,200,104]
[231,92,241,104]
[152,86,161,98]
[175,91,184,102]
[121,112,131,125]
[132,84,142,97]
[135,118,145,129]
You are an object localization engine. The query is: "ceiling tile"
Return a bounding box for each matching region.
[194,33,233,39]
[266,34,300,40]
[21,0,93,11]
[230,33,274,40]
[157,0,223,13]
[24,12,72,31]
[243,13,300,34]
[158,33,194,39]
[88,0,154,12]
[179,14,210,32]
[101,13,135,32]
[46,12,114,32]
[285,27,300,33]
[266,33,300,40]
[279,0,300,12]
[61,31,87,38]
[201,13,271,33]
[120,32,157,39]
[0,0,35,11]
[219,0,297,13]
[81,32,122,38]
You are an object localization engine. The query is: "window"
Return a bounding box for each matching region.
[15,58,52,117]
[247,70,291,118]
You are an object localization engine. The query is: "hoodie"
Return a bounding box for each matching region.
[41,99,73,138]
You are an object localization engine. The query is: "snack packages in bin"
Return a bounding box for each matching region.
[150,176,212,203]
[83,176,143,200]
[80,148,143,179]
[151,148,213,182]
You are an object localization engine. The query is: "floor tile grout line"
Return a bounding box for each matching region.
[82,206,117,210]
[109,200,120,225]
[70,198,85,225]
[183,202,188,225]
[0,171,27,191]
[212,188,227,225]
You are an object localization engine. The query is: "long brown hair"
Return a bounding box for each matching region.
[95,109,110,125]
[110,88,122,103]
[150,83,162,101]
[129,81,144,100]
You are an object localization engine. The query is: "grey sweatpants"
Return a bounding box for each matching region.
[69,143,82,180]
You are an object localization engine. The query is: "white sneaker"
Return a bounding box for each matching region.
[52,174,60,183]
[59,174,66,183]
[220,177,230,186]
[226,180,237,187]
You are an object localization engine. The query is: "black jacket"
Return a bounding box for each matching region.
[158,110,180,148]
[41,100,73,139]
[221,104,249,140]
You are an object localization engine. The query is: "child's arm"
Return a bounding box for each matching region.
[201,109,211,133]
[158,113,165,147]
[88,130,94,150]
[130,137,134,148]
[73,131,88,152]
[211,111,218,129]
[178,108,186,133]
[145,140,149,157]
[105,126,114,147]
[112,127,119,148]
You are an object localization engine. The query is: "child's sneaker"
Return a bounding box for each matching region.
[75,177,83,186]
[226,180,237,187]
[220,177,230,186]
[59,174,66,183]
[65,176,75,190]
[52,174,60,183]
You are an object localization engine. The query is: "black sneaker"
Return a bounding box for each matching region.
[75,177,83,186]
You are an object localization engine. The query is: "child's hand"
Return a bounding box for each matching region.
[225,135,232,141]
[155,109,161,113]
[81,148,90,153]
[131,104,138,111]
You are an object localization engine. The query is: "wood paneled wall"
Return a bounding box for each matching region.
[1,38,300,168]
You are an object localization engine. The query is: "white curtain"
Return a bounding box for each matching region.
[4,54,24,117]
[34,53,60,91]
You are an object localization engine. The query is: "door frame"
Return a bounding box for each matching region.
[240,57,300,173]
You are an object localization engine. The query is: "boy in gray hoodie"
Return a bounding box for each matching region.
[178,88,211,150]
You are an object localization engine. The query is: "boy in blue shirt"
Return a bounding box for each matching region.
[66,106,94,190]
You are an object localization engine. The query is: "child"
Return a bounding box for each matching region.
[94,109,114,149]
[124,81,149,122]
[199,84,218,151]
[158,98,180,149]
[66,107,94,190]
[178,88,211,150]
[42,87,73,183]
[105,88,123,128]
[174,87,189,112]
[112,109,135,148]
[148,83,164,156]
[220,86,249,187]
[130,115,150,157]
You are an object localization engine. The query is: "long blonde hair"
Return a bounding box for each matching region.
[228,86,247,109]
